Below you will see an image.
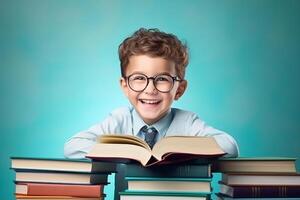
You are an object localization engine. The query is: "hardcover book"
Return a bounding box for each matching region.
[86,134,225,166]
[11,157,117,173]
[119,191,211,200]
[15,194,105,200]
[125,177,211,192]
[123,162,211,178]
[218,181,300,198]
[15,171,109,184]
[213,157,297,173]
[221,173,300,186]
[216,193,300,200]
[15,183,104,197]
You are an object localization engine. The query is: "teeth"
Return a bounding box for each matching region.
[141,99,160,104]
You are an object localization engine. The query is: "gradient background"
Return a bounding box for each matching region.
[1,0,300,199]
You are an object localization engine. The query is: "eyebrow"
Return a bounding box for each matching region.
[128,71,176,76]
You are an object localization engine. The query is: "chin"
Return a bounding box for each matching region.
[139,111,165,124]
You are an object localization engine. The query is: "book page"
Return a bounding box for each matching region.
[99,134,150,150]
[152,136,225,161]
[87,144,152,166]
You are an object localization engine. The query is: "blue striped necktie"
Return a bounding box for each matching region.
[141,126,158,149]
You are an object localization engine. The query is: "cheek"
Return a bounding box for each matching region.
[162,92,177,103]
[127,90,139,101]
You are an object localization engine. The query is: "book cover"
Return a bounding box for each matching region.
[212,157,297,173]
[219,181,300,198]
[15,171,109,184]
[11,157,117,173]
[15,183,104,197]
[15,194,105,200]
[124,162,211,178]
[125,177,211,192]
[215,193,300,200]
[120,191,210,200]
[222,173,300,186]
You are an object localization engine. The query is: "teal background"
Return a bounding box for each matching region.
[1,0,300,199]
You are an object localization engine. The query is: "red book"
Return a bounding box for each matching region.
[15,195,104,200]
[15,183,104,198]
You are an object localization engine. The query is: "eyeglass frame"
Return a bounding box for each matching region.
[123,73,183,93]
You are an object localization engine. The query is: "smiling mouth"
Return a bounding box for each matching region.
[139,99,161,104]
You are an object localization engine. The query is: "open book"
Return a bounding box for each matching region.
[86,135,225,167]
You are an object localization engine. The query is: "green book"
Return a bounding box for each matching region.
[125,177,211,193]
[11,157,118,173]
[212,157,297,173]
[119,191,211,200]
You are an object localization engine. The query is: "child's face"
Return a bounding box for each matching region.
[120,55,187,125]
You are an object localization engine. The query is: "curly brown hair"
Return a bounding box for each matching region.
[118,28,189,80]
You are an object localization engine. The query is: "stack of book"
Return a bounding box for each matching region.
[86,134,227,200]
[213,157,300,199]
[117,161,213,200]
[10,157,117,200]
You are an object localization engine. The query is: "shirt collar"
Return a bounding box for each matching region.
[132,108,173,137]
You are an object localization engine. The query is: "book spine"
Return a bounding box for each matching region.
[119,191,211,198]
[20,183,103,197]
[13,168,111,174]
[91,161,118,173]
[90,174,109,184]
[125,164,211,178]
[115,164,128,200]
[15,194,105,200]
[231,185,300,198]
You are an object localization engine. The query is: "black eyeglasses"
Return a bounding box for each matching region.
[124,73,182,93]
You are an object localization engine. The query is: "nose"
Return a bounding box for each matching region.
[143,78,157,93]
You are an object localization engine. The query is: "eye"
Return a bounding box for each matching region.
[131,75,146,81]
[156,75,171,82]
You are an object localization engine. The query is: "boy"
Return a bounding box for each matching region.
[64,28,239,158]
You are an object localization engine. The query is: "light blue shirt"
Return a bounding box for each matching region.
[64,106,239,158]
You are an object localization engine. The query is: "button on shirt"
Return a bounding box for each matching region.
[64,106,239,158]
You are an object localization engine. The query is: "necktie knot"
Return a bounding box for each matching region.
[141,126,158,149]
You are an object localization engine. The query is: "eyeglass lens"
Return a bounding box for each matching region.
[128,74,175,92]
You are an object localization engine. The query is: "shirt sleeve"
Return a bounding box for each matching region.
[63,107,130,159]
[189,113,240,158]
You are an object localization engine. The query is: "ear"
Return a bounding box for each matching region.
[120,77,129,97]
[175,80,187,100]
